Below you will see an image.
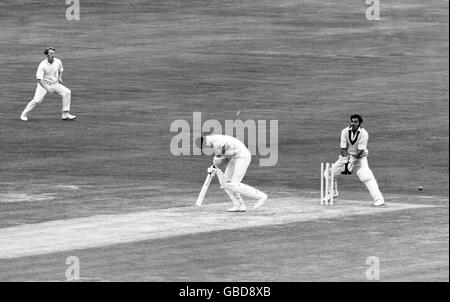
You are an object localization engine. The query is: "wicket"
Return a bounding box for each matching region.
[320,162,334,206]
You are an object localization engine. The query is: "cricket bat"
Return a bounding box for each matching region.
[195,166,217,206]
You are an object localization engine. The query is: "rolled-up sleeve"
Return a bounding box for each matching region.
[340,129,347,149]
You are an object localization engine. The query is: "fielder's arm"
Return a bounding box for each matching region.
[58,70,63,84]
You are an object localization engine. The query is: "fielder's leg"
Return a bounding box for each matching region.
[53,84,75,120]
[21,84,47,121]
[356,157,385,206]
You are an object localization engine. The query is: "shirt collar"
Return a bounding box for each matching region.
[348,126,361,133]
[349,126,361,130]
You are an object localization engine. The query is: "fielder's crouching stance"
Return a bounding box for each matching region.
[324,114,385,206]
[20,46,76,122]
[202,134,268,212]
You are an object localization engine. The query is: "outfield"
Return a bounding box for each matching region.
[0,0,448,282]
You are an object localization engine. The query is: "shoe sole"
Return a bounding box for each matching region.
[227,208,246,212]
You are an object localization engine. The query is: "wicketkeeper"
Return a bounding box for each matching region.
[201,134,268,212]
[324,114,385,206]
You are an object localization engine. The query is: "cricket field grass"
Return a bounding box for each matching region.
[0,0,448,282]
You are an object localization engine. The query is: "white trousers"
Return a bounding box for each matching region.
[22,83,71,115]
[330,156,384,203]
[221,157,250,205]
[332,155,369,176]
[220,156,266,201]
[223,156,251,184]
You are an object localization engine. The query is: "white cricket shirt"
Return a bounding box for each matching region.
[36,58,63,85]
[340,126,369,157]
[205,135,251,158]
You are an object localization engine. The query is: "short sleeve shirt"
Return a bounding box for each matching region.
[36,58,63,85]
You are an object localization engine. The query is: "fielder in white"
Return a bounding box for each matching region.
[20,46,76,121]
[202,134,268,212]
[325,114,385,206]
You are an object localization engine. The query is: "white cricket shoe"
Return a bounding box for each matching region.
[322,196,335,205]
[373,200,385,206]
[253,193,268,209]
[62,113,77,120]
[20,114,28,122]
[227,205,246,212]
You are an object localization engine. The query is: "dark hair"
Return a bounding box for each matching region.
[44,46,56,55]
[350,114,363,124]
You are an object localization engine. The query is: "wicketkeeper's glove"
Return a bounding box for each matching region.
[341,163,352,175]
[343,156,357,175]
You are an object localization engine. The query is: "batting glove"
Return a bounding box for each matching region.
[207,165,218,176]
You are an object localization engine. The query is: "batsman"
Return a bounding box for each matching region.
[324,114,385,206]
[201,134,268,212]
